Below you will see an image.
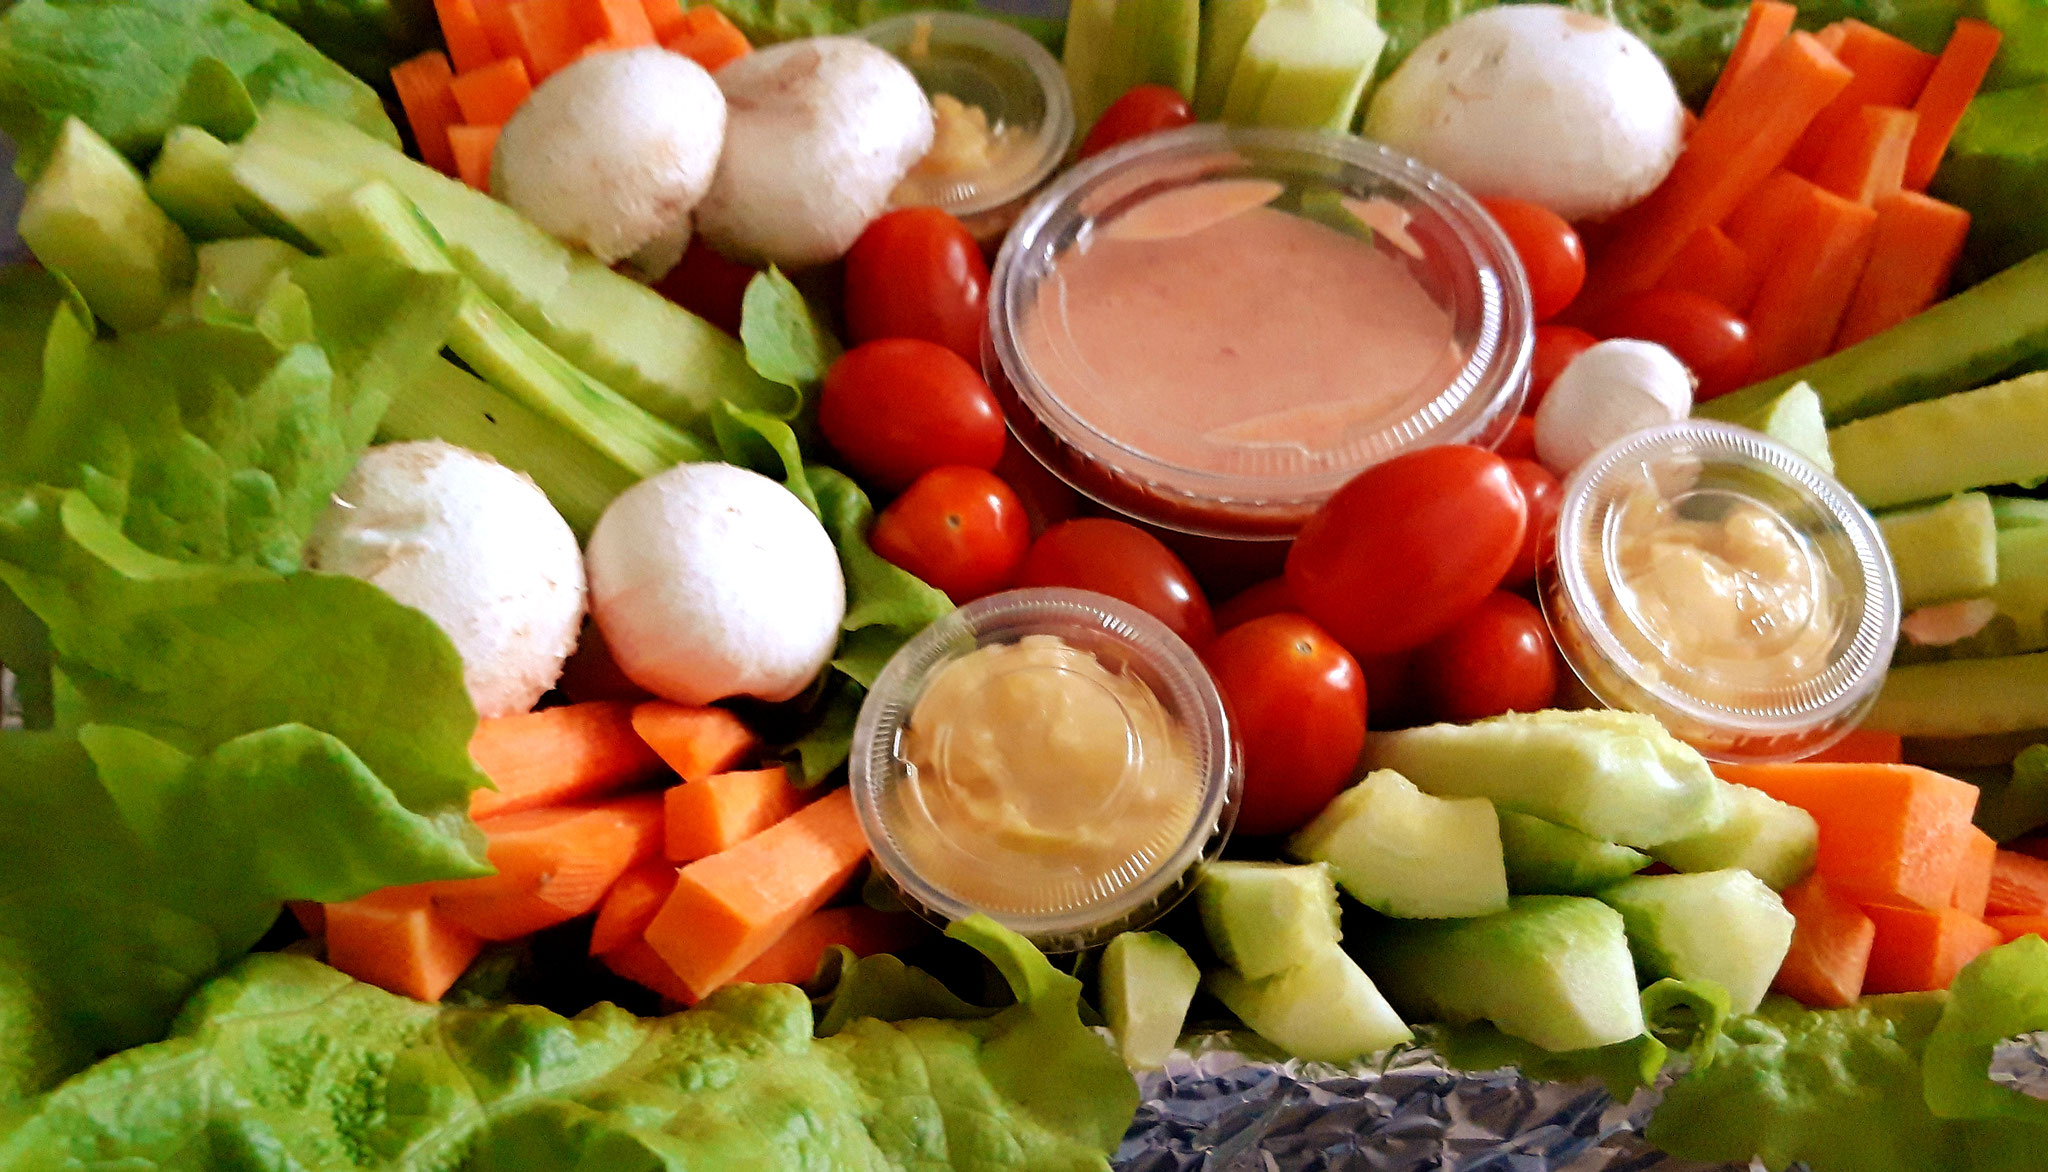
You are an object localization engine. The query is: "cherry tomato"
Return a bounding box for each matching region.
[1412,592,1558,722]
[1498,414,1537,461]
[1016,518,1215,648]
[1204,614,1367,837]
[652,238,757,337]
[1078,84,1196,160]
[994,438,1084,536]
[1215,577,1297,632]
[820,339,1006,492]
[1285,445,1527,658]
[1530,325,1598,411]
[870,467,1031,602]
[1595,289,1756,400]
[1480,197,1586,321]
[843,208,991,365]
[1502,458,1562,588]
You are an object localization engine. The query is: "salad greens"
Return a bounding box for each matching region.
[0,917,1136,1172]
[712,0,1066,50]
[246,0,442,85]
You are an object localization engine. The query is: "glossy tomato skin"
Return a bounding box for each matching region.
[1285,445,1527,658]
[1502,458,1563,588]
[1204,614,1367,836]
[1412,592,1559,722]
[1214,577,1296,632]
[1015,518,1215,648]
[1078,84,1195,159]
[870,466,1031,602]
[1498,414,1538,461]
[1595,289,1755,400]
[842,208,991,365]
[1480,198,1586,321]
[994,438,1084,536]
[1530,325,1598,411]
[820,339,1006,492]
[652,238,757,337]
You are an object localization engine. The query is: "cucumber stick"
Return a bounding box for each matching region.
[1063,0,1199,133]
[1900,527,2048,662]
[1699,249,2048,426]
[1878,493,1999,608]
[1869,650,2048,736]
[1992,496,2048,529]
[1830,371,2048,509]
[1220,0,1386,133]
[1714,381,1832,473]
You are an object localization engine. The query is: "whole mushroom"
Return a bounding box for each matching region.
[307,441,588,719]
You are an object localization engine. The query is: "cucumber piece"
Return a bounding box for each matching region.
[1596,870,1795,1015]
[1498,810,1651,895]
[1206,942,1412,1063]
[1100,931,1200,1070]
[18,117,193,332]
[147,126,256,241]
[191,237,305,320]
[1649,782,1818,892]
[1991,495,2048,529]
[1368,710,1721,849]
[1719,381,1833,474]
[1197,861,1341,979]
[1220,0,1386,133]
[1063,0,1199,133]
[1869,650,2048,736]
[1831,372,2048,509]
[1902,525,2048,662]
[1698,249,2048,427]
[378,359,640,538]
[1195,0,1279,118]
[1367,896,1646,1053]
[1879,493,1999,608]
[1286,770,1508,918]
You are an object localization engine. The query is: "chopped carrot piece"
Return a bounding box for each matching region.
[1905,19,2004,190]
[666,767,808,861]
[1574,33,1851,319]
[644,787,870,1000]
[475,0,525,64]
[588,856,677,955]
[287,900,325,936]
[1836,191,1970,347]
[664,6,751,73]
[1988,850,2048,915]
[449,56,532,127]
[1807,105,1919,205]
[582,0,657,45]
[1745,177,1878,377]
[326,887,485,1002]
[469,701,666,820]
[1703,1,1798,118]
[390,51,461,174]
[508,0,588,80]
[1987,914,2048,943]
[1817,22,1850,53]
[1952,827,1999,918]
[435,0,502,72]
[1715,762,1981,908]
[641,0,688,40]
[1773,874,1876,1008]
[1723,169,1815,314]
[450,123,498,192]
[1786,21,1938,176]
[630,701,758,782]
[1860,901,2003,993]
[1655,225,1755,314]
[733,906,926,986]
[602,935,699,1003]
[433,794,666,939]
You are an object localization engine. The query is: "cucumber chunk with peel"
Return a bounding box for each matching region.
[1197,861,1341,979]
[1649,782,1818,892]
[1597,870,1796,1015]
[191,237,306,320]
[1206,942,1412,1063]
[1101,932,1200,1070]
[1498,810,1652,895]
[1719,381,1833,474]
[1879,493,1999,608]
[148,126,257,240]
[1286,770,1508,918]
[18,117,193,333]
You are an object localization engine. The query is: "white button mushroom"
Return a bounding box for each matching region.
[585,462,846,706]
[307,441,587,719]
[1533,339,1695,476]
[1364,6,1686,222]
[492,47,727,266]
[694,37,936,270]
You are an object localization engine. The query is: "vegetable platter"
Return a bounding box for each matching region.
[6,1,2048,1170]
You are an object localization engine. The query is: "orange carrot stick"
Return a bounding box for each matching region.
[1723,169,1816,314]
[1745,177,1878,377]
[665,767,808,861]
[1951,827,1999,919]
[732,906,925,986]
[1835,191,1970,347]
[390,51,461,174]
[1905,19,2004,190]
[433,794,666,939]
[449,56,533,127]
[468,701,666,819]
[664,6,751,72]
[602,935,699,1003]
[1655,225,1755,313]
[435,0,503,73]
[630,701,759,782]
[1807,106,1919,205]
[640,0,688,40]
[583,0,658,45]
[449,125,500,192]
[1988,850,2048,915]
[507,0,588,80]
[1773,874,1875,1008]
[1786,21,1938,176]
[588,855,678,955]
[325,887,485,1002]
[1704,1,1798,118]
[1860,902,2003,992]
[1987,913,2048,944]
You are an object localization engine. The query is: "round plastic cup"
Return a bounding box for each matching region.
[851,587,1239,952]
[859,12,1074,241]
[987,124,1533,540]
[1542,420,1900,763]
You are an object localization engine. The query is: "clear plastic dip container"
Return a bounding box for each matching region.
[987,124,1533,540]
[860,12,1074,242]
[851,587,1239,951]
[1543,420,1901,763]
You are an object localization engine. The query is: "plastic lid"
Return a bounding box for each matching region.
[1543,420,1900,762]
[859,12,1073,228]
[988,124,1533,540]
[850,588,1239,951]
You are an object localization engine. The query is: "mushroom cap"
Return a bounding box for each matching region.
[586,462,846,706]
[1533,339,1695,475]
[1365,6,1685,222]
[493,47,727,264]
[308,441,587,719]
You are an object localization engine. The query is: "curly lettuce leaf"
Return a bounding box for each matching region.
[0,0,397,178]
[1427,979,1724,1100]
[1924,936,2048,1121]
[0,917,1134,1172]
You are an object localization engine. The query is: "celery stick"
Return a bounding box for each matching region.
[1869,651,2048,736]
[1715,381,1832,473]
[1991,496,2048,529]
[1829,371,2048,509]
[1879,494,1998,608]
[1699,249,2048,426]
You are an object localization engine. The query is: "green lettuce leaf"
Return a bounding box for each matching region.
[0,917,1135,1172]
[710,0,1063,51]
[1923,935,2048,1121]
[246,0,442,86]
[0,0,398,178]
[1426,978,1726,1100]
[1975,742,2048,842]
